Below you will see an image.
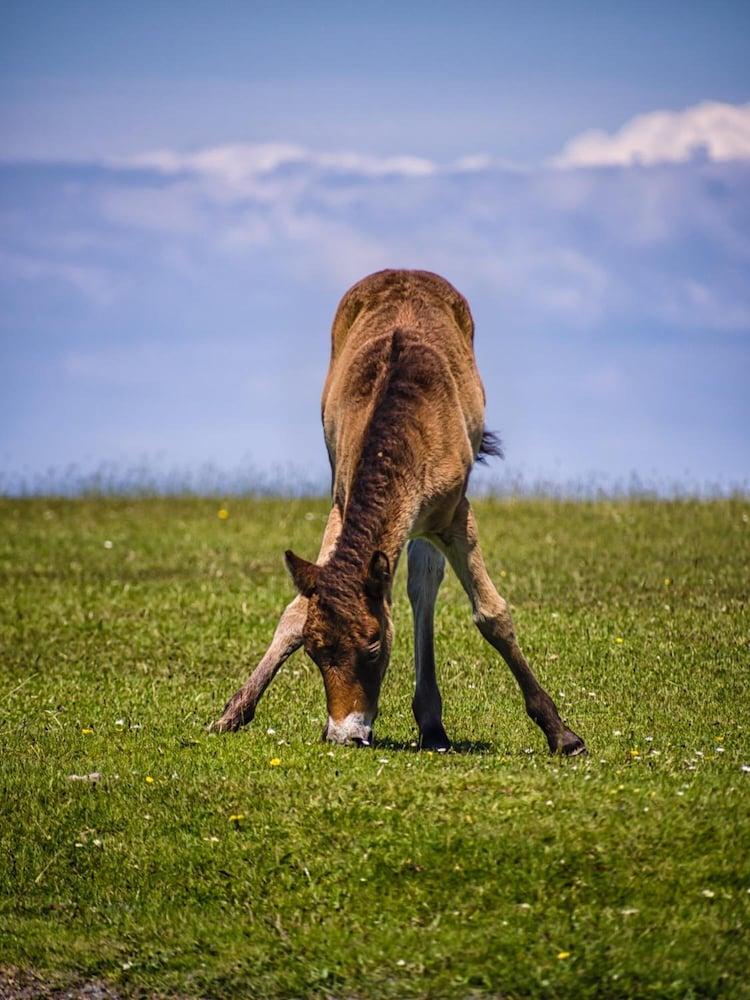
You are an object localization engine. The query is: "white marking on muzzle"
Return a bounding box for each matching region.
[326,712,374,746]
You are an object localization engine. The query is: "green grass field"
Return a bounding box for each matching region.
[1,497,749,998]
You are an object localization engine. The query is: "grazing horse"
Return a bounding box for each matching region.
[212,269,585,755]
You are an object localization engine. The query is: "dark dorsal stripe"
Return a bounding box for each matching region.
[318,330,434,614]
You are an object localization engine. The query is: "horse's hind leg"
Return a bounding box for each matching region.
[407,539,451,751]
[437,499,585,756]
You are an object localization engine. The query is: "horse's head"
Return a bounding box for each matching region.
[285,549,393,745]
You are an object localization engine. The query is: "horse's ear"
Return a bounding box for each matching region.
[364,550,391,601]
[284,550,320,597]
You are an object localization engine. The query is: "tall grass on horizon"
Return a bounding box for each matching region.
[1,459,746,500]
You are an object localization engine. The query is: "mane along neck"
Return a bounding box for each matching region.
[320,331,423,603]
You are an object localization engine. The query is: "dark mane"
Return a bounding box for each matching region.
[318,329,437,615]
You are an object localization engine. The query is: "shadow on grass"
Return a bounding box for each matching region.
[374,736,495,755]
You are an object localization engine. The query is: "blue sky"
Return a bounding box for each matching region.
[3,1,749,162]
[1,1,749,492]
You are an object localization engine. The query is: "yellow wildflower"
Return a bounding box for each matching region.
[145,775,154,784]
[614,637,624,644]
[629,749,641,758]
[557,951,571,960]
[217,508,229,520]
[270,757,281,767]
[81,728,94,735]
[229,813,245,823]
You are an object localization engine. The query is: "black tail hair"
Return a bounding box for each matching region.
[476,429,504,464]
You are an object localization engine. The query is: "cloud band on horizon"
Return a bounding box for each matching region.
[1,100,749,487]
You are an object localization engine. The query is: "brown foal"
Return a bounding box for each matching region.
[212,269,585,755]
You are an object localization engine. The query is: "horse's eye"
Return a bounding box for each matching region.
[363,639,381,662]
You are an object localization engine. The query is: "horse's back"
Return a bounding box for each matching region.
[329,269,475,360]
[323,270,482,417]
[321,271,486,493]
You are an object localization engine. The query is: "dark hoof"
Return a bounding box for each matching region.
[561,730,587,757]
[207,717,233,734]
[420,726,452,752]
[208,708,251,733]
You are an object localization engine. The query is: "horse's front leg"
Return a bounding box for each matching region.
[209,594,307,732]
[210,505,342,733]
[407,538,451,750]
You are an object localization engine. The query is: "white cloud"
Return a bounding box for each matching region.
[4,120,750,332]
[3,131,750,490]
[554,100,750,167]
[118,142,438,183]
